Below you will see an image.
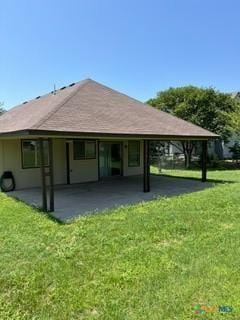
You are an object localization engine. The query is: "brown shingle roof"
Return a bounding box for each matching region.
[0,79,217,138]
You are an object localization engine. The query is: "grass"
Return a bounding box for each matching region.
[1,170,240,319]
[151,165,240,182]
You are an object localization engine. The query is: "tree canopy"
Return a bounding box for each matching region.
[229,98,240,135]
[147,86,239,141]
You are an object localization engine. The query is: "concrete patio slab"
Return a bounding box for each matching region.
[9,175,213,221]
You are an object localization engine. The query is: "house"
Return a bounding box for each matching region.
[0,79,217,212]
[154,91,240,162]
[218,92,240,159]
[208,92,240,159]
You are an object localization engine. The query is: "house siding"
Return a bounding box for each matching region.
[0,138,144,190]
[69,141,99,183]
[0,139,67,189]
[52,139,67,185]
[0,140,3,176]
[123,140,143,176]
[0,139,41,189]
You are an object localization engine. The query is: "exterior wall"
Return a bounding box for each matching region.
[0,138,144,190]
[69,141,98,183]
[0,139,41,189]
[168,139,238,160]
[0,140,3,176]
[208,135,240,159]
[222,134,240,159]
[123,140,143,176]
[0,139,67,190]
[52,139,67,184]
[68,139,143,182]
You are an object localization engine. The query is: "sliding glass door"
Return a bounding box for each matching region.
[99,142,122,178]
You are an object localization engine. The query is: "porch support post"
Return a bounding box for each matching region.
[201,140,207,182]
[48,138,54,212]
[39,138,47,212]
[66,142,70,185]
[143,140,150,192]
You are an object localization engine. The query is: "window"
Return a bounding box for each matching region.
[128,141,140,167]
[22,140,49,169]
[73,140,96,160]
[73,140,85,159]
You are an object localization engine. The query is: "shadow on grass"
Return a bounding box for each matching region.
[42,210,66,225]
[157,163,240,172]
[151,172,235,184]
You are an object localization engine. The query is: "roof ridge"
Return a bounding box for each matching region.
[32,79,90,130]
[87,79,148,106]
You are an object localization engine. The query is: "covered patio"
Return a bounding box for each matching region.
[9,174,213,221]
[0,79,218,218]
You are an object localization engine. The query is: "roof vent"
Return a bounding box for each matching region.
[23,101,28,104]
[69,83,75,87]
[36,96,41,99]
[60,86,66,90]
[52,84,57,95]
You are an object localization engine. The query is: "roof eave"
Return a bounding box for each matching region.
[0,129,219,140]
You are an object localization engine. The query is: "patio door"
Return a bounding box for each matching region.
[99,142,122,178]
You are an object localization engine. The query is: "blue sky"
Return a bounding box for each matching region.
[1,0,240,109]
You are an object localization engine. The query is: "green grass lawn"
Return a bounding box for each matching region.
[1,170,240,319]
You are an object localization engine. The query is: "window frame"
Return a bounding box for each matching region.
[21,139,49,169]
[128,140,140,167]
[73,139,96,160]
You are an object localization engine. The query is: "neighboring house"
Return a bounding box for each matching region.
[159,92,240,160]
[231,92,240,100]
[152,141,198,158]
[211,92,240,159]
[0,79,217,211]
[158,138,236,160]
[220,92,240,159]
[208,136,240,159]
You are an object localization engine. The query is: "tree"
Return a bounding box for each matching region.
[229,100,240,135]
[229,142,240,162]
[147,86,238,168]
